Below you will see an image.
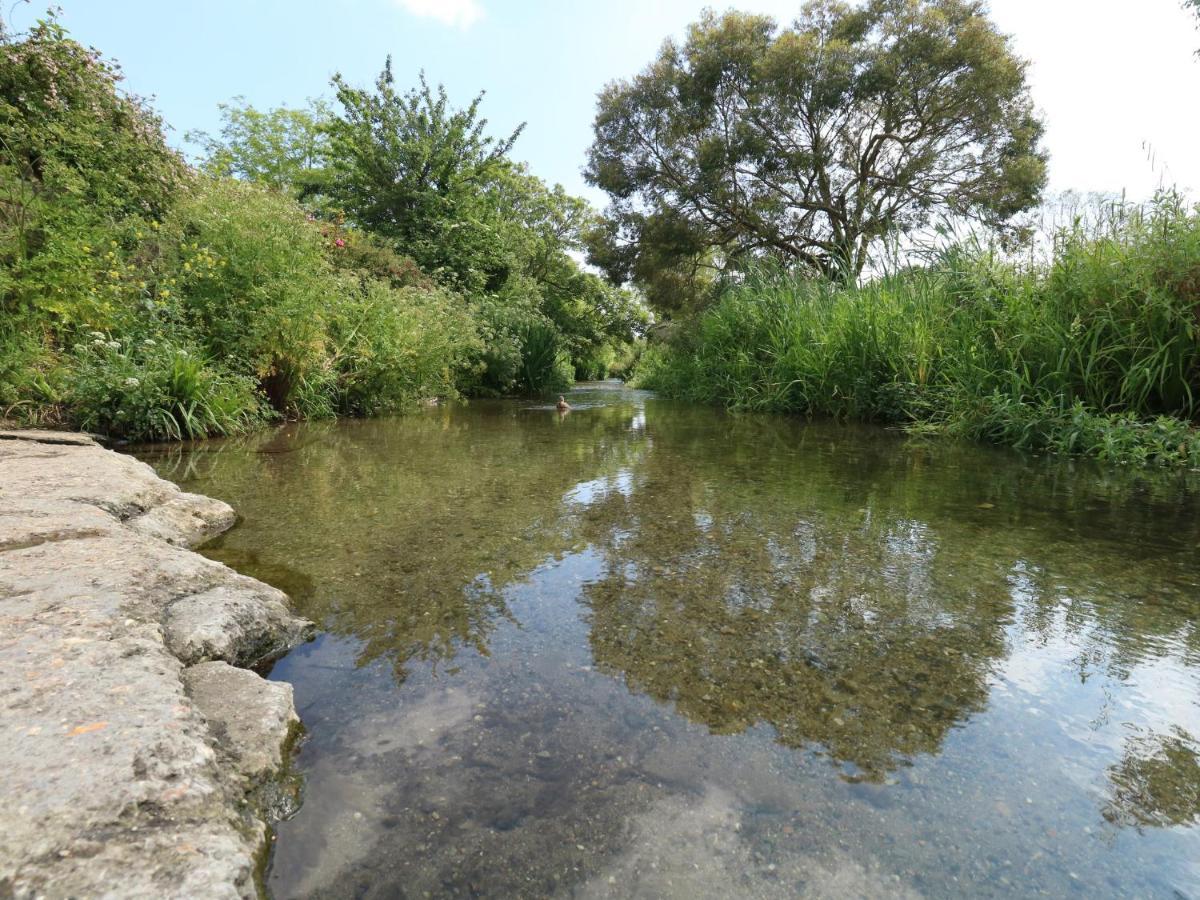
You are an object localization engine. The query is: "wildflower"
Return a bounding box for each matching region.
[334,238,346,248]
[82,244,92,253]
[106,340,121,350]
[139,281,147,290]
[183,262,191,271]
[142,339,156,347]
[88,331,105,339]
[91,338,106,347]
[161,289,171,298]
[123,377,140,388]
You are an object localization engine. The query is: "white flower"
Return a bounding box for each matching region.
[88,330,105,339]
[142,339,157,347]
[106,340,121,350]
[123,377,140,387]
[91,338,105,347]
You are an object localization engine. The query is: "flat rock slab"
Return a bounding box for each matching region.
[0,431,315,899]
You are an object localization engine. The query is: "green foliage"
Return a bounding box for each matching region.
[515,320,573,395]
[67,335,266,441]
[160,177,336,414]
[325,63,523,293]
[637,195,1200,466]
[322,62,642,378]
[186,97,332,194]
[328,279,482,415]
[0,17,185,320]
[587,0,1047,309]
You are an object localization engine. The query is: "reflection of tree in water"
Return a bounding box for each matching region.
[143,394,1200,749]
[146,400,649,681]
[572,437,1009,781]
[1103,727,1200,828]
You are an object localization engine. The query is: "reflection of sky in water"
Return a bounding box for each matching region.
[563,469,635,506]
[136,383,1200,898]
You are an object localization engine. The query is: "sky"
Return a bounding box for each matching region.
[19,0,1200,209]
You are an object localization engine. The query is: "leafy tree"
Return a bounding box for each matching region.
[186,97,332,194]
[322,61,644,386]
[324,61,524,293]
[586,0,1047,309]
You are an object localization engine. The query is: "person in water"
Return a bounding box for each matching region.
[556,395,570,412]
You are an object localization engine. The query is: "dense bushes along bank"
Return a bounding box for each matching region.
[637,197,1200,467]
[0,19,643,440]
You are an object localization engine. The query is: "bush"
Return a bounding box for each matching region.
[66,334,266,440]
[328,279,482,414]
[161,178,336,414]
[640,195,1200,466]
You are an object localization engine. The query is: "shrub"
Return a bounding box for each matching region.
[328,279,482,414]
[161,178,336,413]
[67,334,266,440]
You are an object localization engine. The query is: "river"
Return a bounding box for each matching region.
[137,382,1200,898]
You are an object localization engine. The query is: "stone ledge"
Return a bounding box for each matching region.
[0,431,315,899]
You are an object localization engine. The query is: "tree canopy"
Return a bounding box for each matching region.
[185,97,331,192]
[586,0,1047,311]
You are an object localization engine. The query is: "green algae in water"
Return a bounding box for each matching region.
[137,383,1200,898]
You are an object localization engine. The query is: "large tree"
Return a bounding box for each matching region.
[586,0,1047,309]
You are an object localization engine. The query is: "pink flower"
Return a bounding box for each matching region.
[334,238,346,248]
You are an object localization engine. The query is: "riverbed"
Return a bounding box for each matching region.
[136,382,1200,898]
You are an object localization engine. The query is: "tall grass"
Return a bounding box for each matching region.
[637,195,1200,466]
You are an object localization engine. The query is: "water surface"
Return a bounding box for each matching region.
[138,383,1200,898]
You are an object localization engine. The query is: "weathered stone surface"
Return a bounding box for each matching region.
[183,662,299,781]
[0,430,315,899]
[165,579,312,667]
[0,428,96,445]
[128,493,238,548]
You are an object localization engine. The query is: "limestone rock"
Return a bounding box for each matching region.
[0,430,314,899]
[184,662,299,781]
[165,579,314,668]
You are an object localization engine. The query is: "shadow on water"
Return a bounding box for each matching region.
[136,382,1200,898]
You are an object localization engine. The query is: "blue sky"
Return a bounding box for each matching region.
[22,0,1200,207]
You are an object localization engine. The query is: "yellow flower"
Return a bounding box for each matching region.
[183,262,192,271]
[138,281,147,290]
[161,289,171,298]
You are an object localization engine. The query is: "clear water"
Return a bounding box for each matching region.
[137,382,1200,899]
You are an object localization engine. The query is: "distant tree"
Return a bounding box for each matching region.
[586,0,1047,309]
[324,60,524,292]
[186,98,332,194]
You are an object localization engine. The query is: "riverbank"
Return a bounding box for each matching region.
[636,195,1200,467]
[0,430,313,898]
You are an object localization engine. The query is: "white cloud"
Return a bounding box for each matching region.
[393,0,484,29]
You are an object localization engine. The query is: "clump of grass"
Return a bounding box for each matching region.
[67,335,267,441]
[637,194,1200,466]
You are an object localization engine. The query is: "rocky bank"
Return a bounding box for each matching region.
[0,430,315,899]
